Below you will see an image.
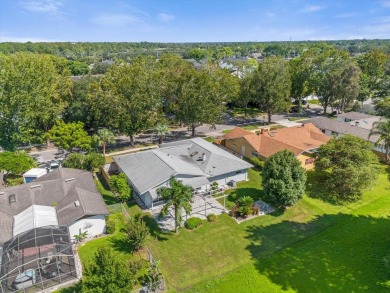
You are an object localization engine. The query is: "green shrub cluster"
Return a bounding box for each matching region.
[105,219,116,234]
[185,217,204,230]
[249,156,264,170]
[207,214,218,222]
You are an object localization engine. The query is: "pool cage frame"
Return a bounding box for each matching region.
[0,226,78,293]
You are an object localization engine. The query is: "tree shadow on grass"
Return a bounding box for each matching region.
[305,170,342,205]
[245,213,390,292]
[142,213,168,242]
[227,187,265,203]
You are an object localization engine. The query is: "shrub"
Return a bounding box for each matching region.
[126,214,150,251]
[249,156,264,170]
[106,219,116,234]
[184,217,203,230]
[84,152,105,171]
[237,196,254,217]
[6,177,24,186]
[207,214,217,222]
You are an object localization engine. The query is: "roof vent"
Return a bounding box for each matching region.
[65,178,76,182]
[202,153,206,161]
[74,200,80,207]
[0,192,4,195]
[190,151,198,157]
[30,184,41,189]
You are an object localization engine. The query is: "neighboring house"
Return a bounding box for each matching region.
[0,168,109,244]
[304,112,384,154]
[0,168,108,292]
[221,124,330,170]
[111,137,252,209]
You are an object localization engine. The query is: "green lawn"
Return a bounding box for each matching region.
[203,137,216,143]
[308,99,320,104]
[215,168,263,209]
[231,107,264,118]
[147,167,390,292]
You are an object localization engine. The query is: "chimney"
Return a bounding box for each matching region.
[260,128,264,135]
[202,153,206,161]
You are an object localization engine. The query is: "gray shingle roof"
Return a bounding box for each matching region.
[113,138,252,195]
[337,112,375,120]
[303,117,379,143]
[0,168,109,244]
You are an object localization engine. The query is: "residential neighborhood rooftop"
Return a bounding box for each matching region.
[113,137,252,195]
[0,168,109,244]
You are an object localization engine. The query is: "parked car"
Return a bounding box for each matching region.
[48,160,61,172]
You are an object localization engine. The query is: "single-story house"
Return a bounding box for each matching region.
[111,137,253,209]
[221,123,330,170]
[0,168,109,244]
[0,168,108,292]
[304,112,384,154]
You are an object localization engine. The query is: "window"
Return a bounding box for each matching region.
[9,194,16,203]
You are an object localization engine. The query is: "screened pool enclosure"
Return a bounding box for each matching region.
[0,226,77,293]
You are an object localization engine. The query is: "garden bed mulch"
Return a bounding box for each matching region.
[233,200,275,224]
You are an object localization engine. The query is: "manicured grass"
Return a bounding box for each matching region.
[216,168,263,209]
[288,117,309,121]
[231,107,264,118]
[222,129,232,134]
[147,168,390,292]
[94,173,119,205]
[77,212,149,287]
[242,124,264,130]
[308,99,320,104]
[203,137,216,143]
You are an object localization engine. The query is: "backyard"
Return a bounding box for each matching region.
[58,166,390,292]
[146,167,390,292]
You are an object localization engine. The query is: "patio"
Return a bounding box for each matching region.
[150,194,227,232]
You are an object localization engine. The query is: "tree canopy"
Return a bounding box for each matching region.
[0,151,36,176]
[252,56,291,122]
[81,246,138,293]
[315,135,379,201]
[262,150,306,207]
[45,120,92,151]
[0,52,72,150]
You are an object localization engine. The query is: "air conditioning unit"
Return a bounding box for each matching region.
[74,200,80,207]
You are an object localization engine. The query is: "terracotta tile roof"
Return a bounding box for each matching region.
[268,123,330,152]
[224,124,329,158]
[223,127,254,139]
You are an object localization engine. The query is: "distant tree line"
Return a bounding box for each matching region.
[0,48,389,151]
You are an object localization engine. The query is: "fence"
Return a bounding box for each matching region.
[107,202,166,292]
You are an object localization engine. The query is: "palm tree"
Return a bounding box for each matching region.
[93,128,116,156]
[155,123,169,144]
[369,118,390,163]
[157,177,193,234]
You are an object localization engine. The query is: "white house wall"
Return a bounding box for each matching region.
[209,169,248,186]
[140,191,153,207]
[68,215,106,239]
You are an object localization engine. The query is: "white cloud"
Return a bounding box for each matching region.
[335,12,358,18]
[301,5,325,13]
[266,11,276,17]
[91,13,141,26]
[158,13,174,22]
[379,0,390,8]
[20,0,62,14]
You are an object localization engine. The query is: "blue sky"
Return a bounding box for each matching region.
[1,0,390,42]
